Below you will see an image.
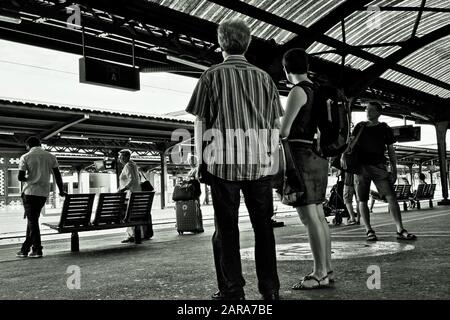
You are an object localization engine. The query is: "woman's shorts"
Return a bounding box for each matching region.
[290,144,328,207]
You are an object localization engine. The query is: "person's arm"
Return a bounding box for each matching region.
[193,116,205,179]
[274,118,281,130]
[387,144,398,184]
[271,81,285,131]
[18,155,27,182]
[384,123,398,184]
[280,86,307,138]
[186,74,210,179]
[18,171,27,182]
[52,167,67,196]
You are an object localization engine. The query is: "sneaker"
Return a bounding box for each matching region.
[16,251,28,258]
[121,237,135,243]
[28,251,43,258]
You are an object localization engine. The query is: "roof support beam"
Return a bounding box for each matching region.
[353,41,406,49]
[1,0,217,66]
[282,0,373,50]
[40,114,90,140]
[206,0,378,61]
[411,0,427,39]
[349,23,450,96]
[206,0,450,92]
[0,20,167,67]
[399,151,424,161]
[362,7,450,13]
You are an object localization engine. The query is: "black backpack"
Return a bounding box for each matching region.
[300,82,351,158]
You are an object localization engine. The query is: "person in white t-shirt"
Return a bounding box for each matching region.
[117,149,142,243]
[16,136,67,258]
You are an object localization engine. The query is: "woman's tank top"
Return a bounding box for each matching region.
[288,81,318,142]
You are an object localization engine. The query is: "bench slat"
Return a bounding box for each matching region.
[58,194,95,228]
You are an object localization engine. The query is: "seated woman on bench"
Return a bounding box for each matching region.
[409,173,427,208]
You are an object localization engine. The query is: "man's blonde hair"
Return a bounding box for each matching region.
[217,18,251,55]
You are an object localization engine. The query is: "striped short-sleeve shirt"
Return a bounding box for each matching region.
[186,55,284,181]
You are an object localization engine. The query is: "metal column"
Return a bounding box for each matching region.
[435,122,450,205]
[160,152,167,209]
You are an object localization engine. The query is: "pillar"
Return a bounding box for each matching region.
[114,152,121,189]
[160,151,167,209]
[447,160,450,190]
[435,121,450,205]
[77,167,83,194]
[408,164,414,187]
[430,160,434,185]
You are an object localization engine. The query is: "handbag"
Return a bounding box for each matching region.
[270,140,286,192]
[139,172,154,191]
[172,179,201,201]
[340,122,367,174]
[274,139,305,206]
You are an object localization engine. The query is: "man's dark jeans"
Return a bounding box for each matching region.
[21,195,47,253]
[209,174,280,297]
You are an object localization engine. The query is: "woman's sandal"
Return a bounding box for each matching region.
[397,229,417,240]
[292,275,331,290]
[366,229,378,241]
[327,271,335,283]
[302,270,335,283]
[347,219,357,226]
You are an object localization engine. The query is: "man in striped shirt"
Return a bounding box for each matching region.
[186,18,284,300]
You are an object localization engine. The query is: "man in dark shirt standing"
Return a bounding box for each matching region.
[186,18,283,300]
[354,102,416,241]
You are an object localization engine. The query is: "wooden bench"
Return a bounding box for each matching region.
[370,184,411,211]
[43,191,155,252]
[410,184,436,209]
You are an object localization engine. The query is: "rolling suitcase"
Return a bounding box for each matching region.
[175,199,204,234]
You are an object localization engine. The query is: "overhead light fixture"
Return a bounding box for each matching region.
[0,11,22,24]
[167,55,209,71]
[129,139,154,144]
[0,130,14,135]
[60,134,89,140]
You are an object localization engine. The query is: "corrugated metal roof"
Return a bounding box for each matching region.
[0,99,194,124]
[398,35,450,91]
[148,0,450,98]
[381,70,450,98]
[148,0,343,44]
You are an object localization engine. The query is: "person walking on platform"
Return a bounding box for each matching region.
[117,149,144,243]
[186,18,283,300]
[343,172,360,225]
[280,48,332,290]
[16,136,67,258]
[353,102,416,241]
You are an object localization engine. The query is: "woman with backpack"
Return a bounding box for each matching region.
[280,48,333,290]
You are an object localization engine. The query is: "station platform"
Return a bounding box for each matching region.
[0,203,449,300]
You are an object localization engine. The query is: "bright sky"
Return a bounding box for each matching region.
[0,39,448,149]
